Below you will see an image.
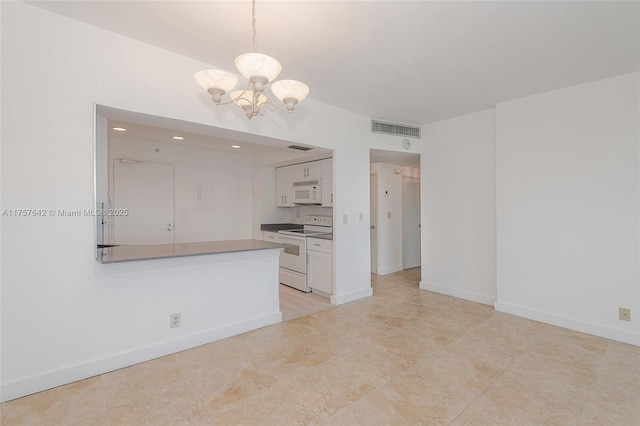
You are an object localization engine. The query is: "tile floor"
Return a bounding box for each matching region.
[279,284,333,321]
[2,268,639,425]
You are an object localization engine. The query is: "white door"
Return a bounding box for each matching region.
[370,174,378,274]
[403,179,421,269]
[112,160,175,245]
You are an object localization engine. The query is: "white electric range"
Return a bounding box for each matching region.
[277,215,332,292]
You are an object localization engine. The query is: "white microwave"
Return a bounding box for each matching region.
[292,180,322,204]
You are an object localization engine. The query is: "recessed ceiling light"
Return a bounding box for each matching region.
[172,136,185,140]
[112,127,126,132]
[231,145,241,149]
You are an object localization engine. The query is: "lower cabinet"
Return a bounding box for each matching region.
[307,238,333,295]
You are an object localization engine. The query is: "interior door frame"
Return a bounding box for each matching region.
[370,173,378,274]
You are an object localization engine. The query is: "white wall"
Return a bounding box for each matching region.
[109,138,253,243]
[420,109,497,305]
[370,162,404,275]
[1,1,372,401]
[370,132,422,155]
[495,72,640,345]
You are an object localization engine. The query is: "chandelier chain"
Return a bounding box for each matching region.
[251,0,256,52]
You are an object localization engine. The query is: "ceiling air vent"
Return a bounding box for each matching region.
[371,120,421,138]
[288,145,313,151]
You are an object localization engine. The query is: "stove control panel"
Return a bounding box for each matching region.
[303,215,332,227]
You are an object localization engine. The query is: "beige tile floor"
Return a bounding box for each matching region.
[2,268,639,425]
[279,284,333,321]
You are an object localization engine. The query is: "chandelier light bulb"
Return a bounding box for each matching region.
[234,53,282,84]
[230,90,269,118]
[193,69,238,103]
[271,79,310,111]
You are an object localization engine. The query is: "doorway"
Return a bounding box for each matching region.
[403,178,421,269]
[370,173,378,274]
[369,149,421,277]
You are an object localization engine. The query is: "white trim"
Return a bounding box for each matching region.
[375,264,404,276]
[0,311,282,403]
[420,281,496,306]
[495,301,640,347]
[334,287,373,305]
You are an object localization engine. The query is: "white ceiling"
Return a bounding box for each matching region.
[97,105,333,166]
[30,1,639,126]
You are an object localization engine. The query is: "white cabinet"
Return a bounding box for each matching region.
[262,231,281,243]
[276,159,332,207]
[320,158,333,207]
[276,167,294,207]
[292,161,322,181]
[307,237,333,295]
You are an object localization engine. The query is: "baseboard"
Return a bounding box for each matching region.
[334,287,373,305]
[375,264,404,276]
[494,301,640,346]
[420,281,496,306]
[0,311,282,403]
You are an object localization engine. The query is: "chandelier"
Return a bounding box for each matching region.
[194,0,310,119]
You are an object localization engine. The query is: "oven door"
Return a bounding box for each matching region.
[278,234,307,274]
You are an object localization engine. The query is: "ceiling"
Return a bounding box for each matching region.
[97,105,333,166]
[30,1,639,126]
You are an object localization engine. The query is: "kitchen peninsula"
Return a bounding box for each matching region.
[84,238,286,406]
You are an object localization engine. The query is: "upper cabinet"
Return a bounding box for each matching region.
[320,158,333,207]
[275,158,333,208]
[276,166,294,207]
[291,162,322,181]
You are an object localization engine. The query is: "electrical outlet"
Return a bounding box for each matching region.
[359,212,363,222]
[170,313,181,328]
[619,308,631,322]
[387,212,392,219]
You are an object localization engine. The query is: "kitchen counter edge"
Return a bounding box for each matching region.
[98,239,286,264]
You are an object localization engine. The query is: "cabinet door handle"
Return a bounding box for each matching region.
[313,243,321,247]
